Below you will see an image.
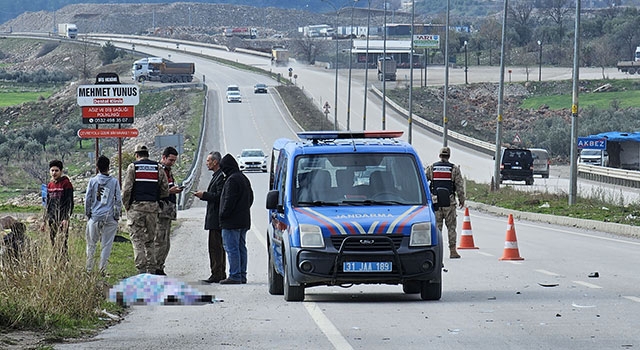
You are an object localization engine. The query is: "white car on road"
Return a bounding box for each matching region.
[237,149,267,172]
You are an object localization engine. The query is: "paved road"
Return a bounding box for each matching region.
[53,38,640,350]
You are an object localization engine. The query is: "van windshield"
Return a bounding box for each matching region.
[293,153,425,206]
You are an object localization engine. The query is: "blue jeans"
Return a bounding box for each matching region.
[222,228,248,282]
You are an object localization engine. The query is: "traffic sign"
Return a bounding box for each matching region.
[577,137,606,150]
[77,128,139,138]
[413,34,440,49]
[77,84,140,106]
[513,133,521,144]
[323,102,330,113]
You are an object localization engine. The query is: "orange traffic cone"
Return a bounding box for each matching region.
[458,207,479,249]
[499,214,524,261]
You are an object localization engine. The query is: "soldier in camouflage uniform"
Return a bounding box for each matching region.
[155,146,184,276]
[122,144,169,274]
[425,146,466,259]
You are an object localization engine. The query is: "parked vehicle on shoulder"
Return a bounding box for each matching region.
[500,148,534,185]
[579,149,609,167]
[529,148,550,178]
[265,131,449,302]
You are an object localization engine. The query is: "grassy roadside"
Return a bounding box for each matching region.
[466,180,639,226]
[0,87,204,344]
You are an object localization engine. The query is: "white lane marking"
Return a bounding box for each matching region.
[536,269,561,276]
[252,227,266,247]
[218,90,229,153]
[572,280,603,289]
[269,89,303,134]
[304,302,354,350]
[623,296,640,303]
[478,251,494,257]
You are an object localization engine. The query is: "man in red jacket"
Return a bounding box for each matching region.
[42,159,74,257]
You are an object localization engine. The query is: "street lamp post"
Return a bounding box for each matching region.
[382,1,388,130]
[408,0,415,143]
[363,0,371,130]
[346,0,359,131]
[322,0,342,130]
[464,40,468,84]
[537,40,542,82]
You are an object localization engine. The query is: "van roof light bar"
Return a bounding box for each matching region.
[298,130,404,141]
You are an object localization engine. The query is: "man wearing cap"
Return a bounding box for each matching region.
[425,146,466,259]
[122,144,170,274]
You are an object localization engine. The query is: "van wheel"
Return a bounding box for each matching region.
[525,178,534,185]
[268,249,284,295]
[420,281,442,300]
[402,281,420,294]
[283,254,304,302]
[138,76,146,83]
[542,174,549,179]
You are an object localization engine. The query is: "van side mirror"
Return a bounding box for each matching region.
[434,187,451,208]
[266,190,283,212]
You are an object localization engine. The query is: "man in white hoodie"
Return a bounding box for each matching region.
[85,155,122,272]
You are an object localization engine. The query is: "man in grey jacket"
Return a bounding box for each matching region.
[85,155,122,272]
[193,151,226,283]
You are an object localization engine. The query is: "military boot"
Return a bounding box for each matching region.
[449,247,461,259]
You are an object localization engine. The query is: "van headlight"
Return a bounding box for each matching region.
[410,222,432,247]
[300,224,325,248]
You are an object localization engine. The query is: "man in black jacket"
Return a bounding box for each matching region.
[193,151,227,283]
[218,154,254,284]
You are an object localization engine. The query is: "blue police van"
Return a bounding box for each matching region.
[265,131,449,301]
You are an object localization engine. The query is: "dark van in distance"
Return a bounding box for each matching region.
[500,148,534,185]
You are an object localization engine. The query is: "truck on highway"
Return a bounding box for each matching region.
[224,27,257,39]
[271,46,289,67]
[377,56,397,81]
[132,57,195,83]
[57,23,77,39]
[616,46,640,74]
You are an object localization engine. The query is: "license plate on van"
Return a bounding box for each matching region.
[343,261,392,272]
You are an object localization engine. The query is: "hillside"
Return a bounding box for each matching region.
[0,38,202,208]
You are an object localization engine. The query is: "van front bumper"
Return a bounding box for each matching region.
[289,235,442,287]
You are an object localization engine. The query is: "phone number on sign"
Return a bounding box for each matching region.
[82,117,134,124]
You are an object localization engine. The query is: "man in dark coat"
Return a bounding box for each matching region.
[218,153,253,284]
[193,151,227,283]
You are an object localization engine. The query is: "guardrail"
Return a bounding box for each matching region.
[177,84,209,210]
[578,163,640,187]
[370,85,495,155]
[370,85,640,187]
[83,33,230,52]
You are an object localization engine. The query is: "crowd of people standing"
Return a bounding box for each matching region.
[43,145,254,285]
